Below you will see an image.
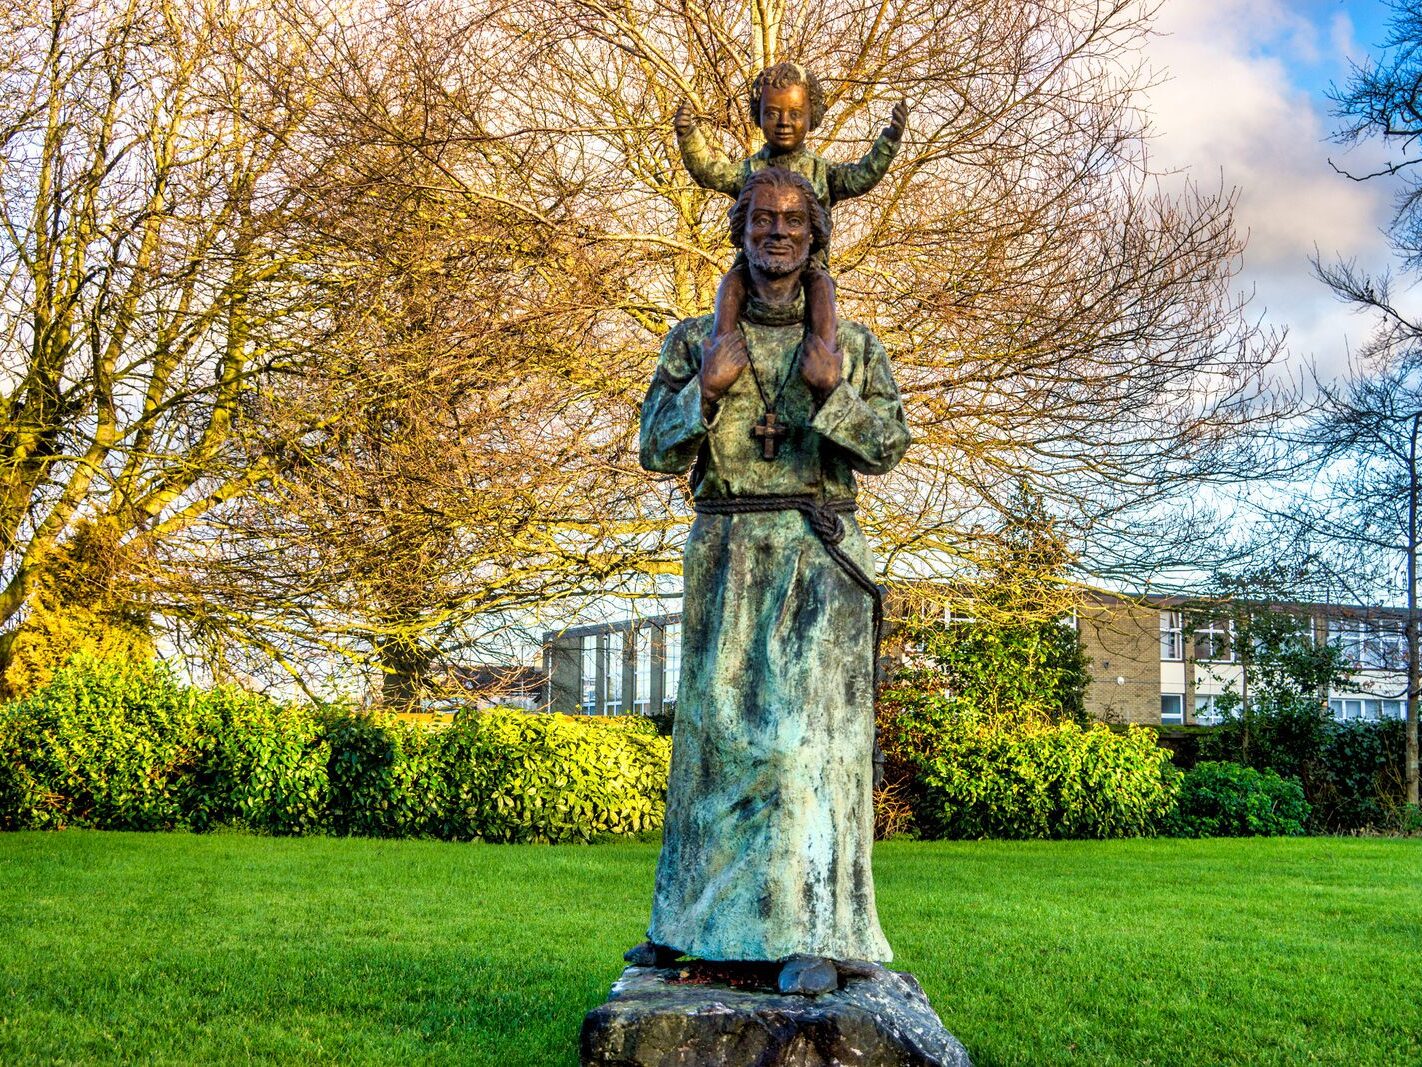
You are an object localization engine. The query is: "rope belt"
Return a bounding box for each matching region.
[693,494,888,787]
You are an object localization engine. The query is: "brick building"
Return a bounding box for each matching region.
[543,593,1411,726]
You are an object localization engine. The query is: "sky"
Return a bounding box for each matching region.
[1143,0,1402,380]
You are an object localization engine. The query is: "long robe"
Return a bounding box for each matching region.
[638,294,910,963]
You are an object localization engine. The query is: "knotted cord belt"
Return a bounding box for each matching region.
[693,494,887,787]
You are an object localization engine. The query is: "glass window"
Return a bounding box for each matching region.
[603,631,624,715]
[1161,693,1184,725]
[1329,619,1407,670]
[580,635,598,715]
[1383,700,1405,720]
[1195,694,1224,726]
[1160,611,1183,661]
[1194,618,1234,663]
[1378,626,1407,670]
[662,622,681,711]
[632,627,652,715]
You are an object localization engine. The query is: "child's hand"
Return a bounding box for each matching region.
[700,331,749,404]
[674,101,695,138]
[800,333,843,402]
[886,99,910,142]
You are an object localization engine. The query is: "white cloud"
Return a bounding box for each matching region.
[1143,0,1395,377]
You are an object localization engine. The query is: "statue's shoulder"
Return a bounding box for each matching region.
[658,314,714,364]
[837,319,884,356]
[666,314,714,346]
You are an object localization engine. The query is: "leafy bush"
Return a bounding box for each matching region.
[0,660,670,842]
[1167,761,1309,837]
[1312,719,1408,832]
[901,612,1091,724]
[0,658,208,830]
[878,686,1178,839]
[325,714,443,838]
[1198,709,1406,832]
[187,693,331,835]
[440,711,670,843]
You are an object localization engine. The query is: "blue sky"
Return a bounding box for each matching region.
[1145,0,1407,378]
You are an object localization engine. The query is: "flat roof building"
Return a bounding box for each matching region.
[542,593,1411,727]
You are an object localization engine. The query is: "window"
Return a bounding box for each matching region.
[1194,694,1226,726]
[1329,697,1405,722]
[580,635,598,715]
[1160,693,1184,725]
[1193,618,1234,663]
[1160,611,1183,661]
[944,605,975,626]
[662,622,682,711]
[1329,618,1407,670]
[632,626,653,715]
[603,631,624,715]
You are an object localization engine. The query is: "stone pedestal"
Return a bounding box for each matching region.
[580,962,971,1067]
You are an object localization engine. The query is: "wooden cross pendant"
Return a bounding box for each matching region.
[752,411,788,460]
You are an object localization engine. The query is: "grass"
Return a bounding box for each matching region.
[0,833,1418,1065]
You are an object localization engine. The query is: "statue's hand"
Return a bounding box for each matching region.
[800,333,843,402]
[885,98,910,142]
[700,331,749,405]
[674,100,695,139]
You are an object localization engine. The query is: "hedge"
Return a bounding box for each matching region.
[878,685,1180,839]
[1165,761,1310,838]
[0,659,670,843]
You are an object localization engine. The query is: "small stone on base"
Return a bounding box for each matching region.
[580,963,971,1067]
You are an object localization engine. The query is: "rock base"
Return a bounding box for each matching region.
[580,962,971,1066]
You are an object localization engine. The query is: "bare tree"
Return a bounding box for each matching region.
[0,0,1294,698]
[480,0,1289,600]
[1285,2,1422,803]
[0,0,358,693]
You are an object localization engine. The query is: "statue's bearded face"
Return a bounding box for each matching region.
[743,184,813,279]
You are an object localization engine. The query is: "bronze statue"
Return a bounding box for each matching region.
[629,165,911,995]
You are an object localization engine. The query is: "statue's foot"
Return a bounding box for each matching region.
[777,954,839,996]
[834,958,885,980]
[623,940,679,967]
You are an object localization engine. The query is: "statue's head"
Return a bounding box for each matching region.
[729,168,830,279]
[748,62,825,153]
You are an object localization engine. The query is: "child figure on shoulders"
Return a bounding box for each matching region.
[674,62,909,359]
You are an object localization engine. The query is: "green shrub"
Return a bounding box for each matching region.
[0,661,671,843]
[1197,710,1406,832]
[187,693,330,835]
[1167,761,1309,837]
[325,714,444,838]
[1312,719,1406,832]
[438,711,670,843]
[0,658,209,830]
[879,687,1178,839]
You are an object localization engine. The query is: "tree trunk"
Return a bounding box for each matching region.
[1406,413,1419,806]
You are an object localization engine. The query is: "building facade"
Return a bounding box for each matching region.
[544,614,683,717]
[1079,595,1409,726]
[543,595,1411,727]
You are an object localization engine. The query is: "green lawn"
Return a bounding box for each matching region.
[0,833,1417,1065]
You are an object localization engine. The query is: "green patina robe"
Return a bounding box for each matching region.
[679,124,900,224]
[638,294,910,963]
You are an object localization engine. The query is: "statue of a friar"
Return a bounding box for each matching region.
[629,163,911,995]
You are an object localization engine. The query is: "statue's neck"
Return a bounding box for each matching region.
[743,289,805,327]
[746,264,803,308]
